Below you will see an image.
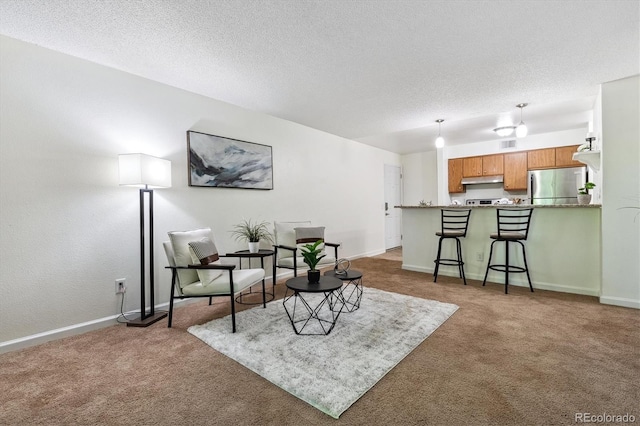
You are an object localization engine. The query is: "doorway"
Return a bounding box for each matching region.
[384,164,402,250]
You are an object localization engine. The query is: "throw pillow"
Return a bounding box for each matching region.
[294,226,326,255]
[188,237,223,286]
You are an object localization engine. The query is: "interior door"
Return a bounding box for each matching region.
[384,164,402,249]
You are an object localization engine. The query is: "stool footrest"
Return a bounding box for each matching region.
[487,264,527,274]
[434,258,465,266]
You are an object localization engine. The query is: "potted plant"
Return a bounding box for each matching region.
[577,182,596,205]
[230,219,273,253]
[300,240,326,283]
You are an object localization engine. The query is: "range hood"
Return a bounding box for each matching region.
[461,175,504,185]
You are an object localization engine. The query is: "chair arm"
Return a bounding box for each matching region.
[188,263,236,270]
[273,244,297,253]
[325,241,340,258]
[164,264,236,270]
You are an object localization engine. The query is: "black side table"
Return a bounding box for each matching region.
[226,249,275,307]
[324,269,363,312]
[283,276,345,335]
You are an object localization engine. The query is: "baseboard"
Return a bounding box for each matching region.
[2,250,387,354]
[0,298,198,355]
[599,296,640,309]
[401,264,600,297]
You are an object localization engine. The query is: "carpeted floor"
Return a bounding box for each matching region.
[1,254,638,425]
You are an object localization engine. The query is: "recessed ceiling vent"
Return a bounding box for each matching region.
[500,139,517,149]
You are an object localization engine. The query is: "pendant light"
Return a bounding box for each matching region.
[435,119,445,148]
[493,126,516,137]
[515,103,528,138]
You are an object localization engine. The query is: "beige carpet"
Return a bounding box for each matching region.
[1,254,639,425]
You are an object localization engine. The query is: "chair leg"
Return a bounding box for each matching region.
[519,241,534,292]
[209,297,212,305]
[456,238,467,285]
[230,293,236,333]
[433,237,444,282]
[168,272,176,328]
[272,260,277,287]
[483,240,496,286]
[505,241,510,294]
[262,278,266,308]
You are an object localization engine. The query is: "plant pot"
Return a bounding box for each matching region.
[307,269,320,284]
[248,242,260,253]
[577,194,592,205]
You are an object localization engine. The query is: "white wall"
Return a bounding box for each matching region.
[0,36,401,346]
[600,75,640,309]
[436,128,590,205]
[401,151,438,205]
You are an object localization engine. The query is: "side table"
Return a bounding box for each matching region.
[324,269,363,312]
[283,276,345,335]
[225,249,275,307]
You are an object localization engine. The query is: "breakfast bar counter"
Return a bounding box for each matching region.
[398,204,601,296]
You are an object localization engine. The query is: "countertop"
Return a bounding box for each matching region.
[397,204,602,209]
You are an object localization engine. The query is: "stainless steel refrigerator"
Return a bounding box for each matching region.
[528,167,587,205]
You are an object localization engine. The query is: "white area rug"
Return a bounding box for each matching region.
[188,287,458,418]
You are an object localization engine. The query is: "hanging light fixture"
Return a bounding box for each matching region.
[515,103,528,138]
[435,119,445,148]
[493,125,516,137]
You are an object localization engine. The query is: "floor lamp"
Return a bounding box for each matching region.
[119,153,172,327]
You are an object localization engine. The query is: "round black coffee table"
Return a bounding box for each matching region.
[324,269,363,312]
[283,276,345,335]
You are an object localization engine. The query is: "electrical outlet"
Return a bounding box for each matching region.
[115,278,126,294]
[476,252,484,262]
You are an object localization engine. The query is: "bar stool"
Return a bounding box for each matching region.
[483,208,534,294]
[433,209,472,285]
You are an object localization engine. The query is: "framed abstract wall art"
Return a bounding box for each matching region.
[187,131,273,190]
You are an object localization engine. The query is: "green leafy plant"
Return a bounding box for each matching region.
[578,182,596,195]
[300,240,326,271]
[230,219,273,243]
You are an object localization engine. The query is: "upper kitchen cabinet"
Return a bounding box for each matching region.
[528,148,556,169]
[462,156,483,177]
[482,154,504,175]
[555,145,583,167]
[448,158,465,193]
[503,152,528,191]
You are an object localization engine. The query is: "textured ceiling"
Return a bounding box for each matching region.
[1,0,638,154]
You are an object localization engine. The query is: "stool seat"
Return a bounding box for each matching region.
[483,208,534,294]
[433,209,472,285]
[436,230,465,237]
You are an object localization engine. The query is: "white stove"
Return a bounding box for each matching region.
[465,198,499,206]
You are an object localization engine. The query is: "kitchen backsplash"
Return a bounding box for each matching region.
[449,183,528,204]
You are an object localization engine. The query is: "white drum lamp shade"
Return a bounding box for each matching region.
[119,153,172,188]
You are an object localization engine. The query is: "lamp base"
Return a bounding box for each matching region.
[125,311,168,327]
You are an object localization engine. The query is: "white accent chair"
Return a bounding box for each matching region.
[164,228,265,332]
[272,221,340,282]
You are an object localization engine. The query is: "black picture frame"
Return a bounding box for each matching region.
[187,130,273,190]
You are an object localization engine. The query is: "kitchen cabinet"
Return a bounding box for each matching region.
[482,154,504,175]
[555,145,583,167]
[528,148,556,169]
[462,157,482,177]
[448,158,465,193]
[503,152,528,191]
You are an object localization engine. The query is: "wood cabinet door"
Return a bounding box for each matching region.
[448,158,465,193]
[555,145,583,167]
[528,148,556,169]
[482,154,504,175]
[503,152,528,191]
[462,156,482,177]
